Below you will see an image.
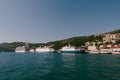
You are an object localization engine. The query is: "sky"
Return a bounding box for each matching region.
[0,0,120,43]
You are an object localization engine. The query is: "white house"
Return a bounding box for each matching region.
[88,45,98,51]
[87,45,99,54]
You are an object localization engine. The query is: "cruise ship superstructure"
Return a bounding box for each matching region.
[61,45,84,53]
[36,46,54,53]
[15,46,29,52]
[15,42,29,53]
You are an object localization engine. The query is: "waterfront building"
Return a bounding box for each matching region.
[103,34,120,43]
[107,44,112,48]
[30,49,35,52]
[87,45,98,51]
[99,45,105,49]
[87,45,99,54]
[85,42,91,46]
[97,41,102,45]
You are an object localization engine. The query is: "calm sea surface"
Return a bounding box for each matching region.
[0,52,120,80]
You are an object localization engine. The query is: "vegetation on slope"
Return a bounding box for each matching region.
[107,29,120,34]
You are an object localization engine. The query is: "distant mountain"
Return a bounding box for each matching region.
[0,29,119,52]
[0,42,42,52]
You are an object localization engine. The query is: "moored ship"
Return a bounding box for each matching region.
[60,45,84,53]
[15,46,29,53]
[99,49,111,54]
[89,50,99,54]
[15,42,29,53]
[36,46,54,53]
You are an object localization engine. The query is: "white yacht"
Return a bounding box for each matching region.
[111,51,120,54]
[36,46,54,53]
[99,49,111,54]
[89,50,99,54]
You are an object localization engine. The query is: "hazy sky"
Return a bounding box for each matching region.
[0,0,120,43]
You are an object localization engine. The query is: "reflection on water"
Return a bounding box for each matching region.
[0,52,120,80]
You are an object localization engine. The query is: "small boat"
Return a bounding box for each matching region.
[99,49,111,54]
[89,50,99,54]
[111,51,120,54]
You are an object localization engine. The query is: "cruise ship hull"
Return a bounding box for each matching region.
[111,52,120,54]
[15,51,26,53]
[35,47,55,53]
[89,50,99,54]
[61,50,84,53]
[36,51,54,53]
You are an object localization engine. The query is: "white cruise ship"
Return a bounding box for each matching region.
[15,42,29,53]
[15,46,28,53]
[60,45,84,53]
[35,46,54,53]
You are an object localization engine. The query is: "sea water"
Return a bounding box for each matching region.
[0,52,120,80]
